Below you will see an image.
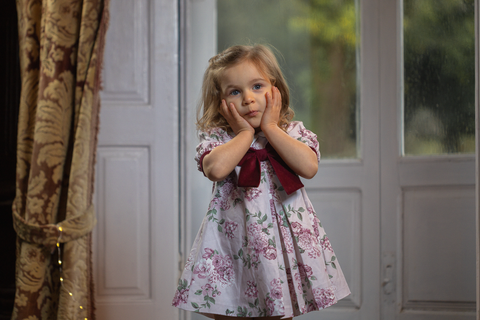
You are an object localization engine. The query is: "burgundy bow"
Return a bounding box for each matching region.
[237,144,303,195]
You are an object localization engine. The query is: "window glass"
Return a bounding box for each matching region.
[217,0,359,159]
[403,0,475,155]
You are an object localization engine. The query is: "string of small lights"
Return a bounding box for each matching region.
[56,226,88,320]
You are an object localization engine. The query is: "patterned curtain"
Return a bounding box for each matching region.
[11,0,109,319]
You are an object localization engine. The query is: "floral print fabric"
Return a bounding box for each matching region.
[173,121,350,318]
[12,0,109,319]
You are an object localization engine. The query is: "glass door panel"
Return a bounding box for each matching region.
[403,0,475,155]
[217,0,359,159]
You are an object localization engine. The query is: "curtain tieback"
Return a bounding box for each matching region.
[12,200,96,248]
[237,143,303,195]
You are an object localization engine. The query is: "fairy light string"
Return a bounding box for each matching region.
[56,226,88,320]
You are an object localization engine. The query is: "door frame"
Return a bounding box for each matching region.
[476,0,479,318]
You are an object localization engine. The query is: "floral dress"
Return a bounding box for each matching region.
[172,121,350,319]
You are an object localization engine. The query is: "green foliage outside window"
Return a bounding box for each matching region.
[404,0,475,155]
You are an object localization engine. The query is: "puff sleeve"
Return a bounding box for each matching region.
[194,127,233,173]
[286,121,321,163]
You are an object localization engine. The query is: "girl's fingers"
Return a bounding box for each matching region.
[267,87,281,113]
[221,100,238,122]
[228,102,240,118]
[220,99,254,135]
[265,92,270,109]
[219,99,228,117]
[261,87,282,130]
[227,102,243,123]
[268,88,274,106]
[266,87,280,110]
[272,86,282,108]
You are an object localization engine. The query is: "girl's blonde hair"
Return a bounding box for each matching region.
[196,44,295,132]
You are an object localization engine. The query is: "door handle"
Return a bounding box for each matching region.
[383,263,394,295]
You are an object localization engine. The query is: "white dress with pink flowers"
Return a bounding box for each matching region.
[172,121,350,319]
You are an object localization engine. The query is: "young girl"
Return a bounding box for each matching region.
[172,44,350,319]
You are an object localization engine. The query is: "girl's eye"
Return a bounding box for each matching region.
[230,90,240,96]
[253,84,262,90]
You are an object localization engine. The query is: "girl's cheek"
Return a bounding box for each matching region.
[228,98,239,107]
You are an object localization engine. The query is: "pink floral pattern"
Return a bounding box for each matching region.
[224,221,238,239]
[172,279,190,307]
[266,278,285,316]
[245,281,258,298]
[313,287,337,309]
[280,226,295,254]
[173,122,350,318]
[244,187,262,201]
[321,235,334,253]
[196,249,235,288]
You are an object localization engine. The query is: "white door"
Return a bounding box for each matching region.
[93,0,180,319]
[182,1,476,320]
[380,1,476,319]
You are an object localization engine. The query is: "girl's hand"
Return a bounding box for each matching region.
[261,86,282,132]
[220,99,255,136]
[261,86,318,179]
[204,100,255,182]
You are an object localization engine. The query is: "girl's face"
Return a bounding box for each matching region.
[220,60,273,132]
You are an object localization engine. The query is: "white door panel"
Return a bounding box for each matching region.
[380,1,476,319]
[94,0,180,318]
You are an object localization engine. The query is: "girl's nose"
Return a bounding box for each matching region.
[242,92,254,106]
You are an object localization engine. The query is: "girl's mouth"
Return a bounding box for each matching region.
[246,111,258,117]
